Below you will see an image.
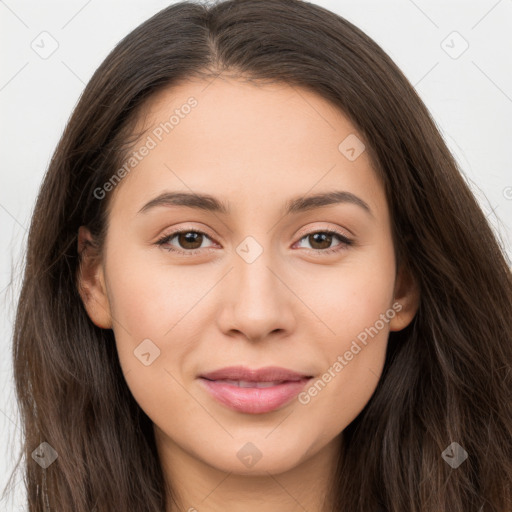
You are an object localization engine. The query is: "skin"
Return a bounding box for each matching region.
[78,76,419,512]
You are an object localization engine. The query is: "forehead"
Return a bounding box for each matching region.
[107,77,386,222]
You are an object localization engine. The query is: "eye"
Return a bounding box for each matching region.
[155,227,354,256]
[156,229,216,255]
[294,229,353,255]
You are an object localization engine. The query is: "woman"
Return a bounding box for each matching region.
[6,0,512,511]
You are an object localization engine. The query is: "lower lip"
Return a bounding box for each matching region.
[199,377,311,414]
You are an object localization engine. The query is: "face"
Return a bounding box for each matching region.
[78,77,419,477]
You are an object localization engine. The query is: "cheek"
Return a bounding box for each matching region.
[104,250,204,388]
[105,253,201,424]
[106,233,395,434]
[298,239,396,347]
[106,248,206,336]
[295,243,395,420]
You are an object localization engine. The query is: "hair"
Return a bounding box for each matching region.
[4,0,512,510]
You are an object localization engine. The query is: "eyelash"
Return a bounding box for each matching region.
[155,228,354,256]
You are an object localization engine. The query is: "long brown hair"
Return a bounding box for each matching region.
[4,0,512,510]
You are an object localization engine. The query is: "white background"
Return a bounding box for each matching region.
[1,0,511,509]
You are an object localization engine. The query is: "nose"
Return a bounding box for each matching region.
[216,244,296,343]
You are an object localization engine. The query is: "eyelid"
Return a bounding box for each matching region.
[292,227,353,255]
[156,223,218,244]
[155,223,354,255]
[294,223,353,241]
[155,225,218,253]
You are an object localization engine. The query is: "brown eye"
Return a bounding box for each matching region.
[176,231,203,250]
[156,229,216,254]
[308,232,334,250]
[295,229,353,255]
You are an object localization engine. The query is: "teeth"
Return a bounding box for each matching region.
[221,380,283,388]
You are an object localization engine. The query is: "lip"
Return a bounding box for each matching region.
[200,365,312,382]
[198,365,313,414]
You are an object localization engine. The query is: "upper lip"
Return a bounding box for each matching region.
[199,365,312,382]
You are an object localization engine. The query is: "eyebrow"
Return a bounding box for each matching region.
[137,190,373,217]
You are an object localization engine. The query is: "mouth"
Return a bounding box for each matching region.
[198,366,314,414]
[201,378,304,388]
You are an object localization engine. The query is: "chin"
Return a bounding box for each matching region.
[196,439,310,476]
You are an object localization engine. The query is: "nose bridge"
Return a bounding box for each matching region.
[219,233,294,340]
[234,234,281,308]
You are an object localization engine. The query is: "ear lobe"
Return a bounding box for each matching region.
[76,226,112,329]
[389,264,420,332]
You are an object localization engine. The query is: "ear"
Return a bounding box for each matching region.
[389,263,420,332]
[76,226,112,329]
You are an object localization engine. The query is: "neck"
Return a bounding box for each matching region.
[155,428,342,512]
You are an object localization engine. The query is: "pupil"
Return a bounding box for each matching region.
[181,232,202,249]
[176,232,334,251]
[311,233,331,249]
